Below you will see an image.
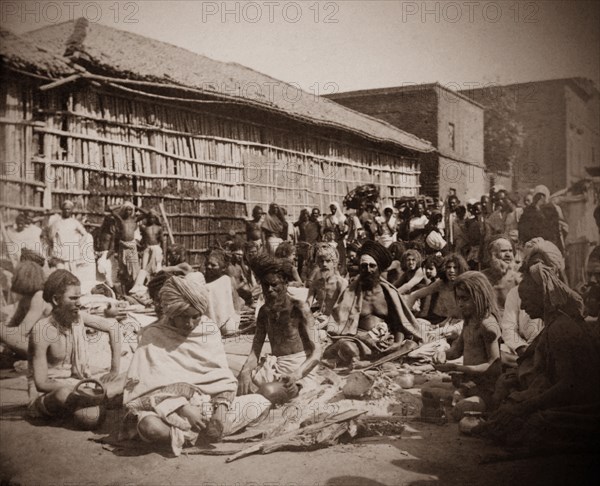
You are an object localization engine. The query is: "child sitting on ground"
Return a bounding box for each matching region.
[432,271,502,420]
[416,255,443,319]
[407,253,468,340]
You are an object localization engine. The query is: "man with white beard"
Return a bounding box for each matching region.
[307,243,348,316]
[482,236,521,313]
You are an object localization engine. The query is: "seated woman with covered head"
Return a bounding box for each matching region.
[122,274,270,456]
[475,255,600,447]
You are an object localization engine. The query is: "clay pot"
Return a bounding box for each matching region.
[73,405,106,431]
[458,412,483,435]
[397,370,414,389]
[70,379,107,430]
[257,381,289,405]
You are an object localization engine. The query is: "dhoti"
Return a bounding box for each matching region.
[119,240,140,286]
[142,244,163,275]
[251,351,319,393]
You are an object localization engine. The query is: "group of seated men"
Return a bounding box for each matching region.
[1,200,599,456]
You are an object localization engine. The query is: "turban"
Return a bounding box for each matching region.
[528,262,583,319]
[20,248,46,267]
[43,269,80,303]
[314,242,339,263]
[358,240,392,271]
[522,238,564,272]
[159,275,209,318]
[251,254,295,282]
[533,185,550,200]
[426,231,447,251]
[61,200,74,210]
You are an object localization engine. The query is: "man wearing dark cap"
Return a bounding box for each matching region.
[323,241,426,366]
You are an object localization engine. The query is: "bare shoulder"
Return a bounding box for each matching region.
[30,317,57,344]
[292,299,315,326]
[481,316,501,341]
[256,305,269,324]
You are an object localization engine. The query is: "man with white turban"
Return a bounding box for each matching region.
[122,275,270,456]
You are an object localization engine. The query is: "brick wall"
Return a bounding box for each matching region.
[565,84,600,187]
[328,88,439,197]
[328,85,486,200]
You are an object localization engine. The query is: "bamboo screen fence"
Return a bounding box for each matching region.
[1,72,421,264]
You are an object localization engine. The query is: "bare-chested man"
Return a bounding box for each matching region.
[47,200,87,273]
[28,270,123,427]
[307,243,348,317]
[238,255,321,403]
[323,241,426,366]
[246,205,264,250]
[110,202,142,292]
[140,209,163,276]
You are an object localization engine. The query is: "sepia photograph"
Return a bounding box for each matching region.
[0,1,599,484]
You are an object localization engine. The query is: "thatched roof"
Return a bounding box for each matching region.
[29,19,434,153]
[0,28,74,78]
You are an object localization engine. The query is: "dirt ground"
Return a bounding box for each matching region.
[1,337,598,486]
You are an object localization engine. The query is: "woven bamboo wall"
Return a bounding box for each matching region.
[1,72,421,265]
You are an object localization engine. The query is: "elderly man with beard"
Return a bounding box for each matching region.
[28,270,123,425]
[307,243,348,317]
[323,241,426,367]
[238,255,321,404]
[122,275,270,455]
[482,236,521,312]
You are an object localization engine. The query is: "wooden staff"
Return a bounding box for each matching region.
[159,202,175,245]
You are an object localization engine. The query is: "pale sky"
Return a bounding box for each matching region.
[3,0,599,93]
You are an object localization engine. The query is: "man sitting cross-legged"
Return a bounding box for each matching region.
[323,240,427,367]
[28,270,123,427]
[238,254,322,404]
[121,274,271,456]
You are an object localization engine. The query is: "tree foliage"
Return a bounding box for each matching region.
[468,87,525,173]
